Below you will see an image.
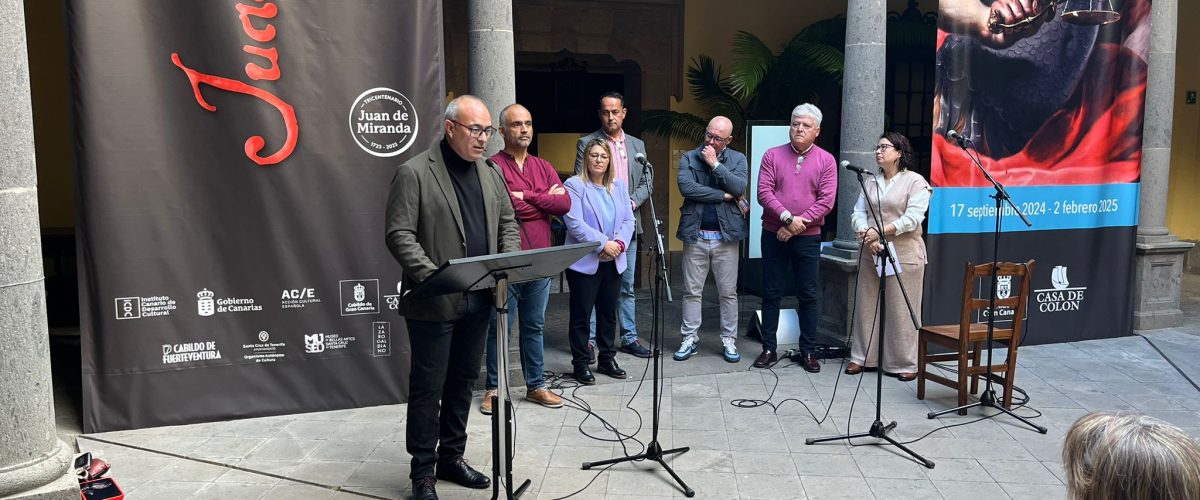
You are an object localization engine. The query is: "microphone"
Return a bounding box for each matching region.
[947,129,970,147]
[484,158,506,181]
[841,160,874,176]
[634,152,652,169]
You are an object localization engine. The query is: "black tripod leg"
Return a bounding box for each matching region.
[879,435,936,469]
[989,401,1048,433]
[806,431,874,445]
[656,458,695,497]
[927,400,981,419]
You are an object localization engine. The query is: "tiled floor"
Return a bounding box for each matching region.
[77,330,1200,499]
[67,273,1200,499]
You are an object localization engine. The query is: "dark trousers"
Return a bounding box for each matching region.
[405,290,491,479]
[567,261,621,369]
[760,231,821,354]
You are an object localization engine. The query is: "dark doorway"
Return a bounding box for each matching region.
[515,50,642,157]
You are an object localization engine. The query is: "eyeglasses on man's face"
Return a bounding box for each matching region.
[704,131,731,143]
[448,119,496,139]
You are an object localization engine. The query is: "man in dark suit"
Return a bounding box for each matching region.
[385,95,521,500]
[573,91,653,359]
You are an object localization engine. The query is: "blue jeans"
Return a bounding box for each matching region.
[589,237,639,345]
[759,231,820,354]
[485,277,551,390]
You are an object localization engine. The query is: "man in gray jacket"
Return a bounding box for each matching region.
[385,95,521,500]
[672,116,748,363]
[574,92,653,358]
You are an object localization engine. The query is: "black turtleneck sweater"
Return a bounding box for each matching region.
[440,139,488,258]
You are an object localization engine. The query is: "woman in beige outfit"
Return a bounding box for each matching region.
[846,132,931,381]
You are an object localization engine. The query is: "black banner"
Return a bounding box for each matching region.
[926,1,1149,345]
[923,227,1137,345]
[71,0,444,432]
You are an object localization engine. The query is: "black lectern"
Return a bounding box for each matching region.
[404,242,596,500]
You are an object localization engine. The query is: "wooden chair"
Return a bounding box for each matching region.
[917,260,1034,414]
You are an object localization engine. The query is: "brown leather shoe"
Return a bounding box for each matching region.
[479,389,497,415]
[801,353,821,373]
[526,387,563,408]
[752,350,777,368]
[845,362,864,375]
[896,372,917,382]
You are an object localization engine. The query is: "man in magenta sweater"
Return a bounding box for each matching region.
[754,103,837,372]
[481,104,570,414]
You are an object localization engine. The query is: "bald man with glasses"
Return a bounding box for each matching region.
[673,116,748,364]
[386,95,521,500]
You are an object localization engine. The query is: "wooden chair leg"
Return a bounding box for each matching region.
[957,346,969,415]
[917,335,927,400]
[1003,346,1018,409]
[969,342,981,395]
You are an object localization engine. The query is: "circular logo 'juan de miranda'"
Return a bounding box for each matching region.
[349,88,420,157]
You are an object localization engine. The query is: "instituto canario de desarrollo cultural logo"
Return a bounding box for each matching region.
[348,87,420,157]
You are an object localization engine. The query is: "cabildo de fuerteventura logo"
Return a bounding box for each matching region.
[349,87,419,157]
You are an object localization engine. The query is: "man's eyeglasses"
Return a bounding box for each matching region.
[448,119,496,139]
[875,144,895,152]
[704,131,731,143]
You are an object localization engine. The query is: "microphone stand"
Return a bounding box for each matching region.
[582,159,694,498]
[806,166,934,469]
[926,135,1046,434]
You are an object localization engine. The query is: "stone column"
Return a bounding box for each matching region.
[818,0,887,341]
[467,0,516,156]
[1133,0,1192,330]
[0,1,77,498]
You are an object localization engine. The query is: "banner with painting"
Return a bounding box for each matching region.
[925,0,1148,344]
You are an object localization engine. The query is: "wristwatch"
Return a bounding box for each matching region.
[784,216,795,226]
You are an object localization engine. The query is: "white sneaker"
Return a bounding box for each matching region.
[722,339,740,363]
[673,336,699,361]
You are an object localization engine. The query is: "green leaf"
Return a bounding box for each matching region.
[640,110,709,144]
[792,14,846,46]
[777,41,844,83]
[686,56,744,120]
[728,31,776,98]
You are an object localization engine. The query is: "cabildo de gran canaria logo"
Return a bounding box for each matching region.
[349,87,419,157]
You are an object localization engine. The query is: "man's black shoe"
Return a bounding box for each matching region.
[801,353,821,373]
[596,360,627,379]
[574,366,596,385]
[436,457,490,489]
[412,476,438,500]
[752,350,777,368]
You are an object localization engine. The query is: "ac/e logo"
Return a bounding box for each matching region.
[281,288,315,299]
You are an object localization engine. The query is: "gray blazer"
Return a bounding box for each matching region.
[676,145,749,244]
[574,130,651,234]
[385,144,521,322]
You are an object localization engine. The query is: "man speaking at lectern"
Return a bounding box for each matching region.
[385,95,521,500]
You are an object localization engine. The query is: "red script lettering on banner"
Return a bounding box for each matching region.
[170,0,297,166]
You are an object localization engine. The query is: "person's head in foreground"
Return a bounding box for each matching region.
[1062,411,1200,500]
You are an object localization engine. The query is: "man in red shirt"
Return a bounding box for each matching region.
[481,104,570,414]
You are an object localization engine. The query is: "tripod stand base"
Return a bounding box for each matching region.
[491,479,531,500]
[927,389,1048,434]
[807,420,935,469]
[582,441,695,497]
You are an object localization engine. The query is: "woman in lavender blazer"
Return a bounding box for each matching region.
[563,138,635,384]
